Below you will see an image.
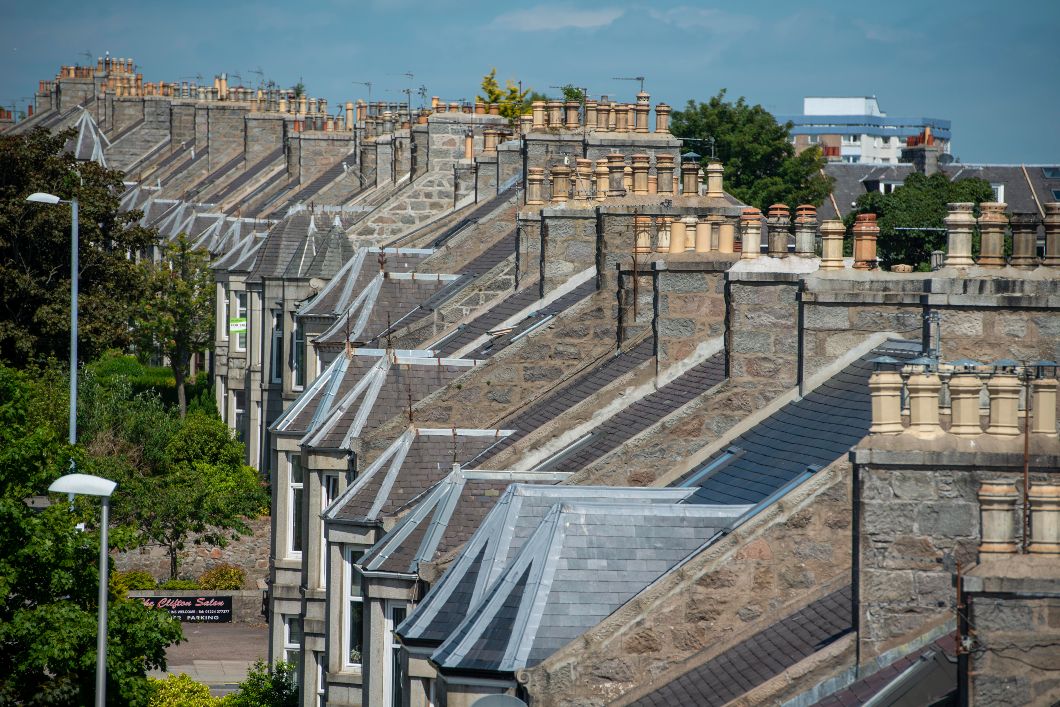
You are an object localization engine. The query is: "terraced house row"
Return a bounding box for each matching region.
[12,57,1060,707]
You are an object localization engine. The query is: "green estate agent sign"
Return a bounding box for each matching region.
[230,317,247,334]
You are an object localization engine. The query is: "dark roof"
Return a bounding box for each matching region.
[466,336,656,467]
[397,485,697,648]
[246,212,316,282]
[324,427,513,525]
[541,351,726,473]
[630,586,854,707]
[678,339,921,506]
[209,146,285,203]
[359,468,569,575]
[470,279,596,358]
[431,502,750,673]
[297,248,431,319]
[813,634,956,706]
[433,285,541,357]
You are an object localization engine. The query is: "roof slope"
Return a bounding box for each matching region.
[397,485,697,648]
[630,585,854,707]
[431,502,750,673]
[677,339,921,506]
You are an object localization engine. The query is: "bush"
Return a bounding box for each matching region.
[198,563,246,590]
[111,569,158,595]
[158,578,199,590]
[224,660,297,707]
[88,352,211,410]
[149,673,221,706]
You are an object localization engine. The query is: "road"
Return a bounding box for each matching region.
[152,621,269,696]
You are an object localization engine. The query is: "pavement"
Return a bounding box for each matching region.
[152,621,269,696]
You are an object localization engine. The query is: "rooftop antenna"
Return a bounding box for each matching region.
[612,76,646,94]
[352,80,373,106]
[680,136,717,160]
[417,85,428,110]
[79,50,93,66]
[247,67,264,90]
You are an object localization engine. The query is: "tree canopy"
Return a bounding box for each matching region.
[846,172,994,270]
[135,233,214,416]
[478,68,531,124]
[671,90,833,210]
[0,364,183,706]
[0,127,156,366]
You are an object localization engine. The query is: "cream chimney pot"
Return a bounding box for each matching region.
[869,371,904,434]
[1032,377,1058,437]
[977,202,1008,267]
[979,482,1020,555]
[669,218,687,254]
[1009,212,1041,268]
[985,373,1021,436]
[1028,484,1060,554]
[1043,203,1060,267]
[943,202,976,267]
[906,371,943,439]
[740,209,762,259]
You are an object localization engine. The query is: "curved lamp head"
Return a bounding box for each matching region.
[26,192,62,205]
[49,473,117,498]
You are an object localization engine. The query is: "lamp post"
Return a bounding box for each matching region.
[26,192,78,449]
[48,473,117,707]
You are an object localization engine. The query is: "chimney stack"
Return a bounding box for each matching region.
[977,202,1008,267]
[655,103,671,134]
[656,154,675,194]
[564,101,580,130]
[852,213,879,270]
[680,159,699,196]
[631,154,650,195]
[943,202,976,267]
[906,368,943,439]
[1043,203,1060,267]
[551,165,571,203]
[740,208,762,259]
[978,483,1020,555]
[1009,213,1041,267]
[594,160,609,201]
[705,161,724,199]
[526,168,545,205]
[868,369,904,434]
[613,103,629,133]
[607,154,627,197]
[532,101,546,131]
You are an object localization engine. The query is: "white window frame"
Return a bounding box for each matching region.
[316,653,326,707]
[807,134,820,145]
[384,600,408,707]
[234,291,248,351]
[284,615,302,667]
[288,453,304,558]
[233,390,246,443]
[293,319,306,390]
[220,285,229,342]
[219,379,227,424]
[320,474,339,587]
[991,183,1005,203]
[344,549,365,669]
[271,311,283,384]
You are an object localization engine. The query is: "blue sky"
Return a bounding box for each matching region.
[2,0,1057,164]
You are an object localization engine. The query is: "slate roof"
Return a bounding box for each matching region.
[470,279,597,358]
[67,109,109,165]
[297,248,433,320]
[245,212,317,282]
[432,285,540,357]
[324,427,515,526]
[465,336,656,467]
[630,585,854,707]
[209,146,285,203]
[430,502,750,673]
[812,634,956,706]
[397,485,697,648]
[538,351,726,473]
[359,468,570,575]
[677,339,921,506]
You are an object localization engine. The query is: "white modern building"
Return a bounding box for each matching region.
[778,96,951,165]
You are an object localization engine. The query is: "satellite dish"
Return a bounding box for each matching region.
[309,277,325,292]
[471,696,528,707]
[938,153,954,165]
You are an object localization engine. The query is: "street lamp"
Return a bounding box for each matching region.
[26,192,79,449]
[49,473,117,707]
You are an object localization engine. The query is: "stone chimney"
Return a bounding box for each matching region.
[595,160,609,200]
[631,154,650,195]
[564,101,580,130]
[1028,484,1060,554]
[906,368,943,439]
[740,208,762,259]
[656,154,675,194]
[767,204,790,257]
[1010,212,1041,267]
[704,161,724,199]
[547,100,562,127]
[551,165,571,203]
[977,202,1008,267]
[1043,203,1060,267]
[868,369,904,434]
[531,101,546,131]
[978,483,1020,555]
[680,160,699,196]
[943,202,976,267]
[527,168,545,205]
[607,154,627,197]
[794,205,818,257]
[597,101,610,131]
[852,213,879,270]
[655,103,671,134]
[574,158,593,202]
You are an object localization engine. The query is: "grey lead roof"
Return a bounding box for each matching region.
[430,502,750,673]
[358,468,570,575]
[397,485,696,647]
[677,339,921,506]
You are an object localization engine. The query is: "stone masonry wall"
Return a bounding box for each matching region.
[728,274,800,386]
[111,96,145,135]
[523,459,855,707]
[541,208,596,293]
[653,260,731,366]
[355,290,616,465]
[348,172,455,245]
[293,131,354,185]
[475,153,498,198]
[113,515,271,590]
[171,103,195,146]
[852,447,1056,663]
[245,114,286,162]
[516,212,542,289]
[144,97,171,131]
[205,104,248,170]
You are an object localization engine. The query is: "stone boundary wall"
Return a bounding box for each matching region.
[113,515,271,590]
[522,459,856,707]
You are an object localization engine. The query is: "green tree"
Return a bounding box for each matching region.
[0,127,156,366]
[478,68,531,124]
[224,660,297,707]
[559,84,584,103]
[671,89,833,210]
[134,233,214,417]
[0,364,183,706]
[846,172,994,270]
